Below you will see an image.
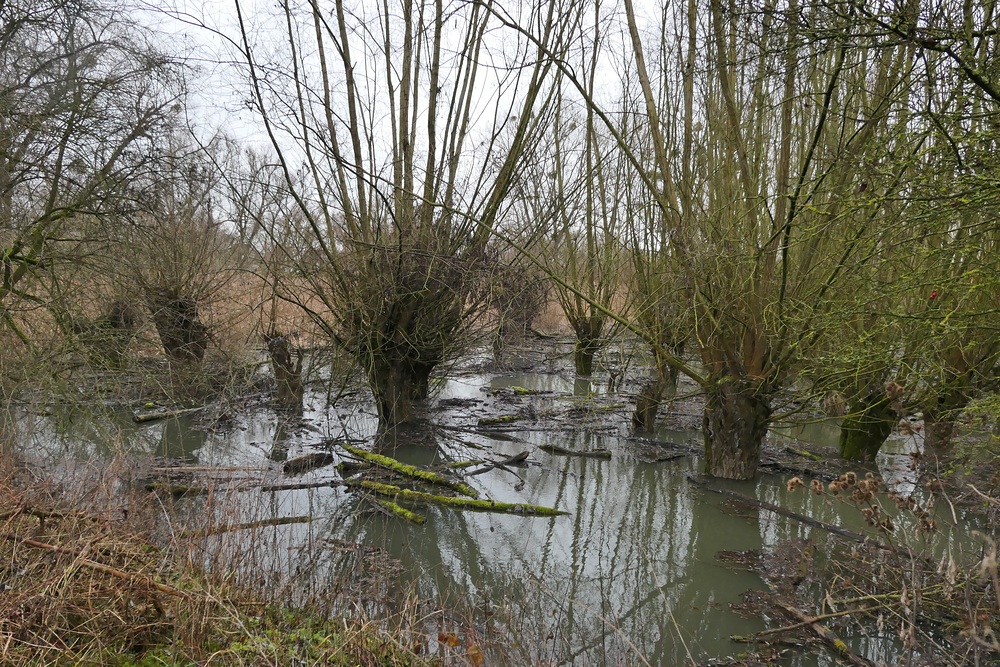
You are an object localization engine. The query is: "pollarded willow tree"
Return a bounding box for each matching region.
[802,0,1000,460]
[112,132,244,364]
[0,0,180,353]
[234,0,579,426]
[539,81,628,378]
[598,0,928,477]
[542,2,630,380]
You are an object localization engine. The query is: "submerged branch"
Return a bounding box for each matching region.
[777,602,876,667]
[687,476,874,545]
[540,444,612,458]
[732,605,879,641]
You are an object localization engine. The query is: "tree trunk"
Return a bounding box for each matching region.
[369,359,435,426]
[703,379,771,480]
[632,379,662,432]
[492,322,509,368]
[150,291,208,362]
[73,300,139,368]
[923,388,968,450]
[839,397,895,461]
[631,357,679,432]
[574,337,601,376]
[265,334,304,410]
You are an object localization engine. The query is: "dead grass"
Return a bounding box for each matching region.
[0,461,440,667]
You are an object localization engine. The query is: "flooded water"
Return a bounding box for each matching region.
[15,369,979,666]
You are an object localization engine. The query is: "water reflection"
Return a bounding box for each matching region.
[330,432,776,664]
[157,417,205,461]
[13,373,977,666]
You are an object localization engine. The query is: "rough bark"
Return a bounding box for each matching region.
[149,291,208,362]
[632,379,662,432]
[702,379,771,480]
[631,361,679,432]
[923,387,969,449]
[839,398,896,461]
[369,358,435,426]
[72,300,139,368]
[574,336,601,376]
[265,333,304,410]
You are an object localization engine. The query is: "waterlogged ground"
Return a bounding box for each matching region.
[15,349,985,666]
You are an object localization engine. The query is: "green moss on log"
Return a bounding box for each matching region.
[446,460,485,469]
[340,444,478,498]
[375,499,426,524]
[477,414,521,426]
[353,481,567,516]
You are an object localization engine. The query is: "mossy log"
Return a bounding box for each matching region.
[539,444,612,458]
[133,407,204,423]
[340,443,478,498]
[374,499,426,524]
[477,414,522,427]
[784,446,823,462]
[446,460,485,469]
[349,480,567,516]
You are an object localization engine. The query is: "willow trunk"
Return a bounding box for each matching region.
[702,379,771,479]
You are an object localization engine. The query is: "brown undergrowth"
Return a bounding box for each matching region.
[0,459,441,666]
[735,467,1000,666]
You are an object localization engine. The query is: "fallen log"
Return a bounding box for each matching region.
[777,602,876,667]
[282,452,335,475]
[145,482,208,497]
[133,406,204,423]
[539,444,612,459]
[340,443,478,498]
[347,480,567,516]
[477,414,522,427]
[257,479,340,493]
[638,452,687,464]
[625,436,699,454]
[759,460,838,482]
[149,465,261,473]
[179,515,313,538]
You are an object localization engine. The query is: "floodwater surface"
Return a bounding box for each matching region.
[16,369,976,666]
